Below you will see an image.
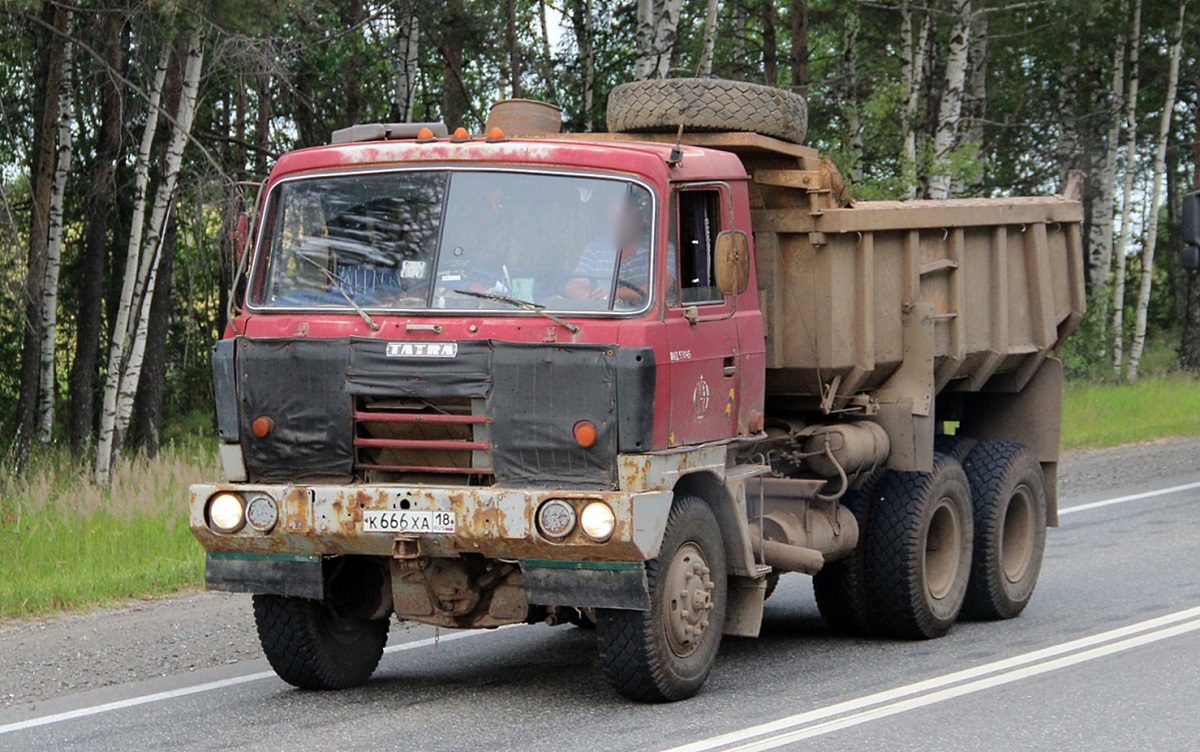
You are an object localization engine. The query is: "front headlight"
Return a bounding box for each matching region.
[207,492,246,534]
[579,501,616,542]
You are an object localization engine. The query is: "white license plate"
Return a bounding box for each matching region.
[361,510,455,534]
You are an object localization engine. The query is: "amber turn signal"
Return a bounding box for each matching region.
[252,415,275,438]
[573,420,598,448]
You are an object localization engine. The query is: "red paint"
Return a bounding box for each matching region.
[229,135,766,453]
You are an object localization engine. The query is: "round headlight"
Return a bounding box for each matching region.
[207,492,246,534]
[245,494,279,533]
[579,501,616,542]
[537,499,577,539]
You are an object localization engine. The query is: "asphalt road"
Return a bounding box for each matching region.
[3,452,1200,751]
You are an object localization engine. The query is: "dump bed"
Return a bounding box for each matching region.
[595,131,1086,406]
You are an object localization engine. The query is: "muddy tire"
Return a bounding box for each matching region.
[960,440,1048,621]
[253,594,389,690]
[934,434,978,464]
[596,496,727,702]
[763,572,781,601]
[606,78,808,144]
[812,469,885,636]
[866,454,974,640]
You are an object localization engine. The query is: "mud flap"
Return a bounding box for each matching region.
[205,552,324,599]
[521,560,650,611]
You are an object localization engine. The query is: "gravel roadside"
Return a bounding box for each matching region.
[2,435,1198,709]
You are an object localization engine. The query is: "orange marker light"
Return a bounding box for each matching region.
[252,416,275,438]
[452,127,470,141]
[487,127,505,141]
[573,420,598,448]
[416,126,435,141]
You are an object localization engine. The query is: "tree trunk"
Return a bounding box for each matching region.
[1111,0,1142,376]
[129,213,177,457]
[69,8,127,453]
[538,0,558,103]
[762,0,777,85]
[789,0,808,97]
[567,0,595,131]
[952,8,987,195]
[1182,71,1200,370]
[439,1,470,131]
[93,40,171,484]
[340,0,365,127]
[111,27,205,458]
[1126,0,1185,381]
[732,2,746,78]
[393,5,419,121]
[927,0,971,200]
[16,3,66,461]
[697,0,721,77]
[38,22,74,446]
[842,3,862,183]
[506,0,522,98]
[1088,0,1128,306]
[635,0,684,80]
[900,1,929,199]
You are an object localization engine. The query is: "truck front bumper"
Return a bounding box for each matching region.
[189,482,673,564]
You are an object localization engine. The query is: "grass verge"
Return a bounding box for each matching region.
[1062,374,1200,450]
[0,444,217,619]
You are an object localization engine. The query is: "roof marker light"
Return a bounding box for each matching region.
[487,127,506,142]
[416,126,436,141]
[451,127,470,142]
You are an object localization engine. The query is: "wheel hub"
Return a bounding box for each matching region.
[1001,484,1036,583]
[924,497,963,601]
[663,542,714,657]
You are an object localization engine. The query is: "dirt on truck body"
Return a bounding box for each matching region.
[192,79,1085,701]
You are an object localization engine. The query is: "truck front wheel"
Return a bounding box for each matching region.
[866,454,974,639]
[960,440,1047,620]
[596,496,728,702]
[253,594,389,690]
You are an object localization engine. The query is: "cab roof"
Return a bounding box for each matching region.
[268,134,750,187]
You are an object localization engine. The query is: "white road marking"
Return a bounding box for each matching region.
[2,480,1197,739]
[663,606,1200,752]
[1058,480,1200,517]
[0,627,508,737]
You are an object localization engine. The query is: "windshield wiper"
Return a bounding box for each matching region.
[453,289,579,333]
[293,253,380,331]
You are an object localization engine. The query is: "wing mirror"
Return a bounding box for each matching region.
[232,212,251,268]
[714,230,750,296]
[1181,191,1200,271]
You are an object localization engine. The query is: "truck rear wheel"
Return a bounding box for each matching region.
[960,440,1047,620]
[812,469,884,636]
[253,594,389,690]
[606,78,808,144]
[596,496,727,702]
[866,454,973,639]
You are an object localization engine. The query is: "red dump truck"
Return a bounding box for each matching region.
[191,80,1085,701]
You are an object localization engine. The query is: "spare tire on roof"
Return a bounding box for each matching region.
[606,78,808,144]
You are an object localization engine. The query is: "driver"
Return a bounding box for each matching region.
[565,192,674,306]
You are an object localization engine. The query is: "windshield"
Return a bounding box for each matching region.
[250,170,657,313]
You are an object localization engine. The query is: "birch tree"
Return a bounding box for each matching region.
[1126,0,1186,381]
[927,0,972,199]
[900,1,931,199]
[1088,0,1129,308]
[635,0,685,79]
[94,37,174,484]
[393,4,419,121]
[696,0,721,76]
[1110,0,1142,376]
[37,29,74,446]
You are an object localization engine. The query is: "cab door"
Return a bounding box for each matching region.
[663,186,741,446]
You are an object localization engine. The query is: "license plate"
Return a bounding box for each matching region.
[361,510,455,534]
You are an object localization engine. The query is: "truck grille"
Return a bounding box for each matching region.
[353,396,494,485]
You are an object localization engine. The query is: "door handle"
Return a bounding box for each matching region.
[723,356,737,378]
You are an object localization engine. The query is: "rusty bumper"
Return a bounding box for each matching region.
[189,482,673,563]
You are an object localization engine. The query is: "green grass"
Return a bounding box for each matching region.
[0,444,217,618]
[1062,374,1200,450]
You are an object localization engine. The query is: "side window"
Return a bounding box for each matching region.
[676,189,724,305]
